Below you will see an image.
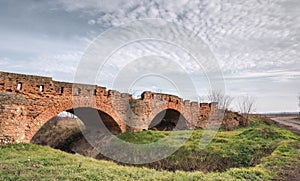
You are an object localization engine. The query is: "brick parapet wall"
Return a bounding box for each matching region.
[0,71,219,144]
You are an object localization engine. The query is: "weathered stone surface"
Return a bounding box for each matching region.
[0,93,27,144]
[0,71,244,145]
[221,111,248,130]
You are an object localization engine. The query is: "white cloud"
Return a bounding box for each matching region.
[54,0,299,76]
[224,69,300,81]
[0,52,83,82]
[53,0,126,14]
[88,19,96,25]
[0,57,9,66]
[32,51,82,81]
[1,0,299,112]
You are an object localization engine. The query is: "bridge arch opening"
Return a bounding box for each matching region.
[31,111,84,153]
[31,107,122,154]
[67,107,122,135]
[149,109,188,131]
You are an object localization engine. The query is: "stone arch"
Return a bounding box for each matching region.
[148,109,188,131]
[67,107,122,135]
[27,105,124,143]
[30,111,84,153]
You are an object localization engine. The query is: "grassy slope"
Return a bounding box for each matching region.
[117,118,298,172]
[1,117,299,180]
[0,143,266,181]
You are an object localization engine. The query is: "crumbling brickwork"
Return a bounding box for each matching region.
[0,71,221,145]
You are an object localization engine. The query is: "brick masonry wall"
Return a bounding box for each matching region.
[0,71,221,145]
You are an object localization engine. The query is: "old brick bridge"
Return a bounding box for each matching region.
[0,71,221,145]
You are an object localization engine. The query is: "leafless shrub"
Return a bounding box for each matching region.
[207,90,234,111]
[237,95,256,121]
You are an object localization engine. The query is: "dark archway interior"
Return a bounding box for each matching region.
[31,107,121,154]
[149,109,188,131]
[68,107,121,135]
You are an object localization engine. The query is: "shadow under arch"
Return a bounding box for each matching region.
[67,107,122,135]
[31,107,122,154]
[149,109,188,131]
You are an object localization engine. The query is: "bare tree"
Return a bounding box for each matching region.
[207,90,234,110]
[237,95,256,121]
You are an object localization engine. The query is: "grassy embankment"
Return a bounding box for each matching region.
[1,117,299,180]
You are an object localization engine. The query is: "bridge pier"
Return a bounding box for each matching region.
[0,93,27,144]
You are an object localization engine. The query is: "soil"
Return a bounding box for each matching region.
[270,116,300,135]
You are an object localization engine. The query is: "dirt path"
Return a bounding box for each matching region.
[270,116,300,135]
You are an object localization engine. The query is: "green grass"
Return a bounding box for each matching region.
[115,118,297,172]
[1,116,299,180]
[0,143,268,180]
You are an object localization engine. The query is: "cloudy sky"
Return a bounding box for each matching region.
[0,0,299,113]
